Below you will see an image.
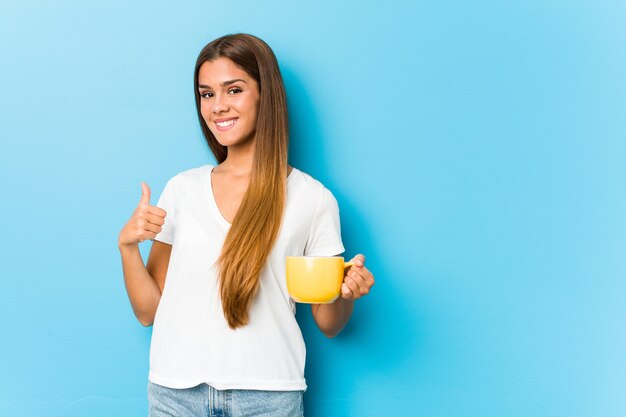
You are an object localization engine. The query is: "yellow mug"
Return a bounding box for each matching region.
[286,256,354,303]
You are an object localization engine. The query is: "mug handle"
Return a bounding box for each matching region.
[344,261,354,269]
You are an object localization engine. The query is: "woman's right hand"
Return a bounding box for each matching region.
[118,182,167,248]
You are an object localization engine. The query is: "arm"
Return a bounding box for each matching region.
[311,254,374,338]
[119,240,171,326]
[118,182,171,327]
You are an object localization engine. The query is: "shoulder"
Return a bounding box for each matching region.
[291,168,332,195]
[164,164,213,188]
[174,164,213,181]
[290,168,340,208]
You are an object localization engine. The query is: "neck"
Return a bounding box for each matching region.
[220,138,256,177]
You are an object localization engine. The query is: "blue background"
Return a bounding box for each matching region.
[1,0,625,416]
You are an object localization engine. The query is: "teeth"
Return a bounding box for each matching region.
[216,119,237,127]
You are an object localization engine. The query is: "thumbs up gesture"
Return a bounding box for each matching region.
[118,182,168,248]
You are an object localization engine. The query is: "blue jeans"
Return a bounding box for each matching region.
[147,381,304,417]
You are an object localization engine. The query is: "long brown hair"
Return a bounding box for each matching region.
[194,34,289,329]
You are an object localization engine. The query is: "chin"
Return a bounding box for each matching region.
[213,133,256,148]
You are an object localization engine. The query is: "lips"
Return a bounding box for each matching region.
[214,117,238,132]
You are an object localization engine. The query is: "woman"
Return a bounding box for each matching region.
[118,33,375,417]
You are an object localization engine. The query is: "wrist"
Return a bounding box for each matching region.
[336,294,355,307]
[118,242,139,253]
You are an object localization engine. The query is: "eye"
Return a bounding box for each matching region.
[227,87,242,95]
[200,91,214,99]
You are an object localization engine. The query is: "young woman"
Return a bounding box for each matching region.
[118,33,375,417]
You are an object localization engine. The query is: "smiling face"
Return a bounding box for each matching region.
[197,58,261,149]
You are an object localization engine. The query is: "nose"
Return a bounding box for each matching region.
[212,93,229,114]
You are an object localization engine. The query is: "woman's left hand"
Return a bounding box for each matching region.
[341,254,375,300]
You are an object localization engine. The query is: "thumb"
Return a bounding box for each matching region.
[351,254,365,267]
[140,182,151,205]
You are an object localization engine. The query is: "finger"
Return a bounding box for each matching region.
[143,212,166,226]
[139,231,157,243]
[351,254,366,268]
[144,221,162,235]
[347,270,370,296]
[344,275,363,299]
[136,218,162,235]
[146,205,167,217]
[341,282,354,300]
[140,182,151,205]
[351,266,375,288]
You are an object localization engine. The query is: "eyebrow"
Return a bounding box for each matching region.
[198,79,247,89]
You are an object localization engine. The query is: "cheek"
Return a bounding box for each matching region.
[246,99,260,121]
[200,104,212,124]
[200,110,217,136]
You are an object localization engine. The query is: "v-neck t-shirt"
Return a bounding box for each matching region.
[148,164,345,390]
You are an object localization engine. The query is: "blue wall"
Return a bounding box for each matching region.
[1,1,625,416]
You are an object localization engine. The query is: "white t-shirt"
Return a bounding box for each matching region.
[148,164,345,391]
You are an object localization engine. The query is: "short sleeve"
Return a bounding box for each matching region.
[304,187,345,256]
[153,178,176,245]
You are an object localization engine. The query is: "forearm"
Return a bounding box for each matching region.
[118,244,162,326]
[312,297,354,338]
